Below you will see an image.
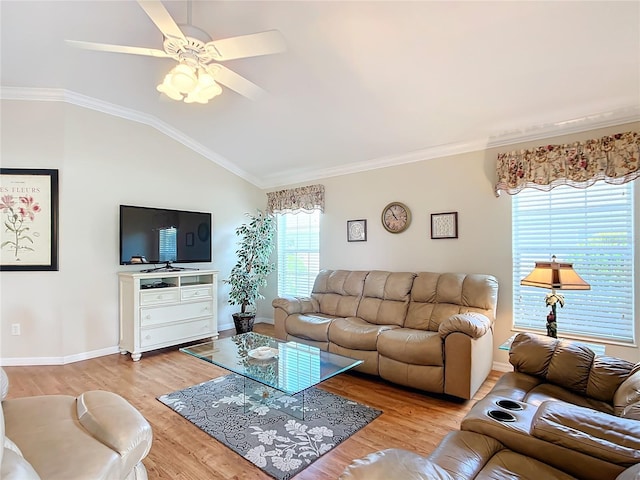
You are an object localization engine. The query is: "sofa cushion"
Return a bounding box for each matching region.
[377,329,443,366]
[510,333,635,403]
[405,273,498,331]
[328,317,396,350]
[356,271,415,326]
[532,400,640,466]
[338,448,455,480]
[285,313,334,342]
[428,430,576,480]
[311,270,368,317]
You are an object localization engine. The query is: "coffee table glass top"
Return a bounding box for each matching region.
[180,332,363,396]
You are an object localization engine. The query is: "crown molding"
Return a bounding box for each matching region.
[262,106,640,188]
[0,86,263,187]
[2,86,638,190]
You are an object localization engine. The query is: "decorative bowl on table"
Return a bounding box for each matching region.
[248,346,278,360]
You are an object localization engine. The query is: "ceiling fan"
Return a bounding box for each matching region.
[66,0,286,104]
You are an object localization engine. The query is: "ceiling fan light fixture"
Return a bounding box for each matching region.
[169,63,197,92]
[198,71,216,88]
[184,78,222,104]
[199,81,223,99]
[156,75,184,101]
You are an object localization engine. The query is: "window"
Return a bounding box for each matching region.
[512,182,634,343]
[158,227,177,262]
[277,211,320,297]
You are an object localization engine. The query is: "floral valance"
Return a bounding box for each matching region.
[494,131,640,196]
[266,184,325,214]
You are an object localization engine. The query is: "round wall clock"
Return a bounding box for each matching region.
[381,202,411,233]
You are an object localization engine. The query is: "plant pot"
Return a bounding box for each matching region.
[233,313,255,334]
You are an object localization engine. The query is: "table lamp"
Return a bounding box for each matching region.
[520,255,590,338]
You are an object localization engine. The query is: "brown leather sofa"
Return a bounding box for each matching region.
[461,332,640,480]
[1,368,153,479]
[340,332,640,479]
[272,269,499,399]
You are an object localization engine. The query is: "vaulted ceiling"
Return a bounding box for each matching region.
[2,1,639,188]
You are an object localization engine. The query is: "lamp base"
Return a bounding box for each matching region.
[546,312,557,338]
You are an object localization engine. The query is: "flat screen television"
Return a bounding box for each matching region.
[119,205,212,267]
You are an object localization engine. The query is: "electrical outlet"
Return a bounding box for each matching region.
[11,323,20,336]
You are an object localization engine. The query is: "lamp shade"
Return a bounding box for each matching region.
[520,257,590,290]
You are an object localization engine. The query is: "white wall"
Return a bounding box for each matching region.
[273,122,640,366]
[0,100,266,363]
[2,100,638,367]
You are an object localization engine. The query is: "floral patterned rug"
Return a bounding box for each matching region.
[157,374,382,480]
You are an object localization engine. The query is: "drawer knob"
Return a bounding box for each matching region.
[145,335,151,340]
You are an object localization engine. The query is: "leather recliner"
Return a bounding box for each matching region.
[340,333,640,480]
[1,368,153,480]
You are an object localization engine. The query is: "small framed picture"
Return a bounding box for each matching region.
[347,219,367,242]
[431,212,458,239]
[186,232,195,247]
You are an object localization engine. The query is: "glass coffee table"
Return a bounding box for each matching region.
[180,332,363,419]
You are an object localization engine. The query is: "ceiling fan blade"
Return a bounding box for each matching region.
[66,40,170,58]
[209,65,265,101]
[206,30,286,61]
[137,0,186,42]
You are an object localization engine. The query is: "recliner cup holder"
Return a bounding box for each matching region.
[487,409,516,422]
[496,399,523,411]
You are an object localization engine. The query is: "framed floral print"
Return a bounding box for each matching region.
[0,169,59,271]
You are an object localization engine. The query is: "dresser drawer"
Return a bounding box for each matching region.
[140,318,212,347]
[181,286,213,301]
[140,301,213,327]
[140,289,180,306]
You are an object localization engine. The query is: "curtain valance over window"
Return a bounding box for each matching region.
[494,131,640,197]
[267,184,325,214]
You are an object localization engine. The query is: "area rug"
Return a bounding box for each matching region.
[157,374,381,480]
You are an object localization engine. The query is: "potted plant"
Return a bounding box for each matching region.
[224,210,276,334]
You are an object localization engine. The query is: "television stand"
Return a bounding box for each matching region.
[140,262,199,273]
[118,269,219,361]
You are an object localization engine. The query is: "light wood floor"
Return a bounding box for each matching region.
[4,324,502,479]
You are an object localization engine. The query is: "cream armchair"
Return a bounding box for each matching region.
[1,368,152,480]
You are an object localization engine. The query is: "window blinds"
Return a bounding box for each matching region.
[512,182,634,343]
[277,211,320,297]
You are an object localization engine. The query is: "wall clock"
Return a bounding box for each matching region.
[381,202,411,233]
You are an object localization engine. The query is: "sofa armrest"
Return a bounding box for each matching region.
[614,366,640,420]
[272,295,318,315]
[532,400,640,466]
[77,391,152,473]
[339,448,454,480]
[439,312,492,339]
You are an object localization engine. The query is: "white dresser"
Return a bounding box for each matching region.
[118,269,218,361]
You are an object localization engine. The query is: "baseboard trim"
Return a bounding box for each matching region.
[492,361,512,373]
[1,346,120,367]
[1,318,275,366]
